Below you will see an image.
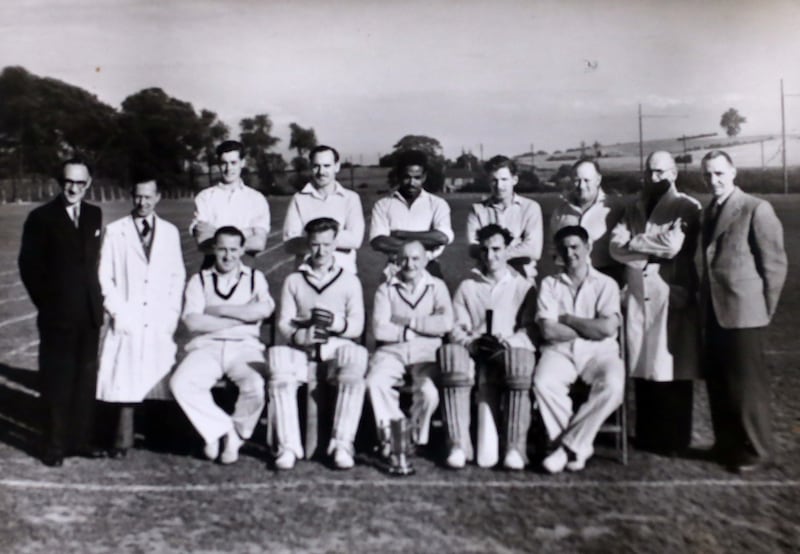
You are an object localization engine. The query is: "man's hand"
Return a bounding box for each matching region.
[469,334,506,361]
[294,326,329,346]
[194,221,216,241]
[390,314,411,327]
[310,307,335,329]
[112,312,135,335]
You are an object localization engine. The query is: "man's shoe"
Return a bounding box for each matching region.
[41,452,64,467]
[108,448,128,460]
[333,447,355,470]
[73,447,108,459]
[503,449,525,471]
[566,447,592,472]
[203,440,220,461]
[542,447,568,474]
[220,430,244,465]
[729,453,768,474]
[446,447,466,469]
[275,451,297,470]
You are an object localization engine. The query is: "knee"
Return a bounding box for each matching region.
[437,344,475,387]
[239,371,266,397]
[419,378,439,406]
[334,344,368,385]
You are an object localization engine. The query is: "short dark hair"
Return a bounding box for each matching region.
[484,155,518,176]
[216,140,245,160]
[571,159,601,175]
[476,223,513,246]
[61,156,93,179]
[701,150,734,167]
[214,225,246,246]
[395,150,429,173]
[309,145,340,163]
[553,225,590,245]
[131,178,160,193]
[304,217,340,237]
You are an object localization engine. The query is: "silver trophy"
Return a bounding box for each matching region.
[383,418,415,476]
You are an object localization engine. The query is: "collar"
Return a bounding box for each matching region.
[132,214,156,226]
[298,258,339,277]
[482,193,523,209]
[713,186,736,207]
[391,188,429,207]
[562,189,607,213]
[469,265,517,286]
[554,266,601,287]
[388,270,433,293]
[215,180,245,192]
[207,264,247,280]
[300,181,344,199]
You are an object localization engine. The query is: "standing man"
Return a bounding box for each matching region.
[96,177,186,458]
[191,140,271,266]
[170,227,274,465]
[700,150,787,473]
[439,224,537,470]
[534,226,625,473]
[610,150,702,456]
[282,145,365,274]
[550,159,623,284]
[268,218,367,470]
[369,150,454,278]
[367,240,454,456]
[19,157,105,466]
[466,155,543,280]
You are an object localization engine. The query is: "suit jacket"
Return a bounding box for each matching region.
[97,214,186,401]
[701,187,787,329]
[18,196,103,329]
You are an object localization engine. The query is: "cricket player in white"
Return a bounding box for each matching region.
[366,240,454,452]
[535,225,625,473]
[439,224,537,470]
[170,227,274,464]
[282,145,365,274]
[268,217,367,470]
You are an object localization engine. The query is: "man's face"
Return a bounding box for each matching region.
[702,156,737,200]
[490,167,518,203]
[398,164,426,201]
[60,163,92,206]
[213,233,244,274]
[308,229,337,270]
[311,150,340,188]
[644,152,677,194]
[478,233,509,274]
[569,163,601,206]
[132,181,160,218]
[219,150,244,185]
[398,241,427,282]
[556,235,590,273]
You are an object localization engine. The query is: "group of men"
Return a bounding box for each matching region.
[18,140,786,476]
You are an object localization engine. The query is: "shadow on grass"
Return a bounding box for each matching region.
[0,363,43,457]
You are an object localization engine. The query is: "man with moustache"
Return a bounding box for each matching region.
[19,157,105,466]
[466,155,543,280]
[610,150,702,456]
[550,159,624,284]
[96,177,186,458]
[700,150,786,473]
[191,140,271,267]
[369,150,454,278]
[283,145,365,274]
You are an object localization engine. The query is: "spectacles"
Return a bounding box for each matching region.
[62,179,89,188]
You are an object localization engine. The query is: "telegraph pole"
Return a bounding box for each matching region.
[638,104,643,173]
[781,78,787,194]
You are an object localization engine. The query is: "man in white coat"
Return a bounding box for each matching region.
[610,151,702,456]
[97,178,186,458]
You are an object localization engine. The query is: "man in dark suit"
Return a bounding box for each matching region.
[18,157,106,466]
[700,150,787,473]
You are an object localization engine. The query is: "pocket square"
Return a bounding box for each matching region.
[95,229,101,237]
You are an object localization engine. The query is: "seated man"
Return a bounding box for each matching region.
[366,239,454,457]
[170,226,274,464]
[534,225,625,473]
[439,224,537,470]
[268,217,367,470]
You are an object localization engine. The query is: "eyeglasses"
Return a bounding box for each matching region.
[62,179,89,188]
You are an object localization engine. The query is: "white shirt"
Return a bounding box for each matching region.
[549,190,621,270]
[190,180,271,238]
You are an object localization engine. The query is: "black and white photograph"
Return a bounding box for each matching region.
[0,0,797,552]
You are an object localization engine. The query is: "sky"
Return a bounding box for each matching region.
[1,0,799,164]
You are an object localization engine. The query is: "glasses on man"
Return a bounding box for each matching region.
[62,179,89,188]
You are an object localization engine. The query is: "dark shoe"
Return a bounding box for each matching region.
[41,452,64,467]
[72,447,108,459]
[727,453,768,474]
[108,448,128,460]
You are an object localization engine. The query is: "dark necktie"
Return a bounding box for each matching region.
[140,219,153,259]
[703,201,720,247]
[141,219,151,239]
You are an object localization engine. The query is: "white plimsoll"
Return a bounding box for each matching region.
[220,429,244,465]
[203,439,220,461]
[542,447,568,474]
[446,446,467,469]
[274,450,297,470]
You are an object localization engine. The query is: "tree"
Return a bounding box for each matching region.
[0,66,120,182]
[239,114,282,190]
[288,123,318,160]
[720,108,747,137]
[120,87,219,190]
[454,151,480,171]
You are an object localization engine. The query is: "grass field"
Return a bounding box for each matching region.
[0,191,798,553]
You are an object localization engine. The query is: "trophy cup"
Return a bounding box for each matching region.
[386,417,415,476]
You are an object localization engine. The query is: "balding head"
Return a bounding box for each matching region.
[397,240,427,283]
[569,160,602,208]
[644,150,678,194]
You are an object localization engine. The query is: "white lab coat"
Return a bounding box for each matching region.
[609,186,701,381]
[97,215,186,401]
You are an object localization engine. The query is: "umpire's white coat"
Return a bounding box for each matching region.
[97,215,186,402]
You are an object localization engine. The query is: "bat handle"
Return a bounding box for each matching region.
[314,343,322,363]
[485,309,493,336]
